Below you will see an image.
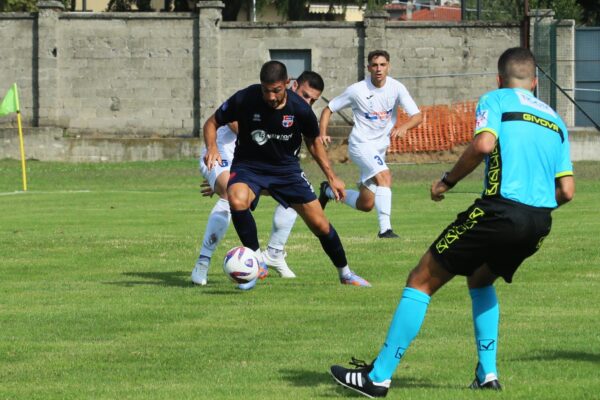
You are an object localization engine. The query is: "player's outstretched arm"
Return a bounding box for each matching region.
[431,131,496,201]
[203,113,222,171]
[318,106,334,147]
[305,136,345,201]
[391,111,423,138]
[555,175,575,206]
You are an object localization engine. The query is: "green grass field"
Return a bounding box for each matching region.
[0,159,598,399]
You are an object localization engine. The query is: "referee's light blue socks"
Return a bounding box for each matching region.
[369,287,430,383]
[470,285,499,382]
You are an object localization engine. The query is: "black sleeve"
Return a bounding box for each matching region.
[301,107,320,139]
[214,90,242,126]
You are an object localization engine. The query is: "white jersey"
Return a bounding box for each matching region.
[328,77,420,145]
[199,124,237,189]
[214,124,237,157]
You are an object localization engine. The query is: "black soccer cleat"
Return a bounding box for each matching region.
[319,181,331,209]
[377,229,399,239]
[330,357,389,398]
[469,371,502,390]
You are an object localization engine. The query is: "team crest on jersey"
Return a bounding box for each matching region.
[282,115,294,128]
[476,109,488,129]
[253,113,261,122]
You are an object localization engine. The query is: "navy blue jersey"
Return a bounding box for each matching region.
[214,84,319,170]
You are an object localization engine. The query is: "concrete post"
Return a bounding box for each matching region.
[197,1,224,126]
[363,9,389,71]
[36,1,65,127]
[530,9,575,126]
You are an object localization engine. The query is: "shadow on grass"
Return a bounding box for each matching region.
[512,350,600,363]
[104,271,247,295]
[279,368,447,391]
[103,271,192,288]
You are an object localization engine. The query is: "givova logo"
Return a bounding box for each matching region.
[435,207,485,254]
[394,346,406,360]
[485,145,501,196]
[478,339,496,351]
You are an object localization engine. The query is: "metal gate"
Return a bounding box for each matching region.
[575,28,600,127]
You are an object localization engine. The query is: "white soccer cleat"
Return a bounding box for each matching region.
[262,251,296,278]
[191,262,209,286]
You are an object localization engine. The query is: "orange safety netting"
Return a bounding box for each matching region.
[388,101,477,153]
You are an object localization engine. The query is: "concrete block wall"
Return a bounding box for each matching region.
[386,22,520,106]
[0,14,35,125]
[219,21,363,120]
[59,13,197,135]
[0,1,577,143]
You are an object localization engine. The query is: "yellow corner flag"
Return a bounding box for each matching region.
[0,83,20,116]
[0,83,27,191]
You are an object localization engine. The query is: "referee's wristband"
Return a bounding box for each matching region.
[441,171,456,188]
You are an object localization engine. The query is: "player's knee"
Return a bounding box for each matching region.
[356,197,375,211]
[374,170,392,186]
[310,219,331,236]
[227,191,250,210]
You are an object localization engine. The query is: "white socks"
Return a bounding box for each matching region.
[200,198,231,259]
[375,186,392,233]
[328,184,392,233]
[338,265,352,278]
[267,204,298,253]
[327,186,360,209]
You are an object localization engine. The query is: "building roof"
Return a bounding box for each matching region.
[400,6,461,21]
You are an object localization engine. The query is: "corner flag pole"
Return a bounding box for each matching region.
[0,83,26,191]
[17,115,27,191]
[14,84,27,191]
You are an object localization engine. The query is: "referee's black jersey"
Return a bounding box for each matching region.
[215,84,319,171]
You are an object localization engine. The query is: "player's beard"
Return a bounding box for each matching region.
[269,92,287,109]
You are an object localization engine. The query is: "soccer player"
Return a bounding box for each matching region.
[329,47,575,397]
[318,49,422,239]
[203,61,371,290]
[192,71,325,286]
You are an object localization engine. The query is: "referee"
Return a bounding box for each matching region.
[329,47,575,398]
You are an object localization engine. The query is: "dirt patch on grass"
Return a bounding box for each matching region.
[324,140,468,165]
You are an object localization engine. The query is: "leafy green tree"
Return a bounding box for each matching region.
[577,0,599,25]
[218,0,380,21]
[106,0,153,11]
[0,0,35,11]
[462,0,583,23]
[531,0,582,21]
[0,0,69,11]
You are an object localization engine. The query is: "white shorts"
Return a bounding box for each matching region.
[348,140,389,193]
[199,144,235,190]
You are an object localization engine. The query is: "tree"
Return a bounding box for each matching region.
[0,0,69,11]
[576,0,599,25]
[218,0,381,22]
[106,0,153,11]
[531,0,583,22]
[461,0,583,24]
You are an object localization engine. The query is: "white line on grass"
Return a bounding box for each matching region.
[0,190,178,196]
[0,190,92,196]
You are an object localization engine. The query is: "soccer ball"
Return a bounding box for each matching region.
[223,246,259,284]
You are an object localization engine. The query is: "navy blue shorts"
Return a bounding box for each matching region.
[228,161,317,210]
[429,197,552,283]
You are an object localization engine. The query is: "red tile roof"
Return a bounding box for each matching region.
[400,6,461,21]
